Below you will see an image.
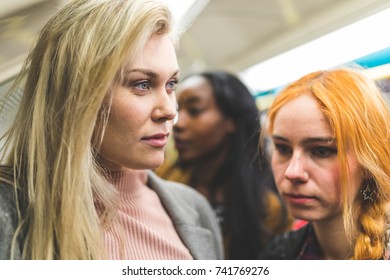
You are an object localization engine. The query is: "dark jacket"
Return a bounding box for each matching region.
[0,183,22,259]
[258,224,310,260]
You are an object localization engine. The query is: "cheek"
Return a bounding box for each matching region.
[322,163,343,202]
[325,154,362,201]
[107,107,136,137]
[193,115,227,141]
[101,98,148,155]
[346,158,363,199]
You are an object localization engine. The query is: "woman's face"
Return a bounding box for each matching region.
[173,76,235,162]
[98,34,178,171]
[270,94,362,223]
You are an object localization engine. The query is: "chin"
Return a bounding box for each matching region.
[144,157,165,170]
[178,153,198,163]
[290,211,322,223]
[148,162,164,170]
[288,209,313,222]
[122,156,164,170]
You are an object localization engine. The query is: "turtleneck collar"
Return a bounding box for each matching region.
[107,169,148,198]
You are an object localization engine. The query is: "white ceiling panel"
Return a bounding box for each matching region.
[1,0,390,81]
[176,0,390,77]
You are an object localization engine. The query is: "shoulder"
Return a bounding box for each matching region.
[0,182,20,259]
[148,171,211,212]
[148,171,224,259]
[154,161,192,185]
[263,191,293,233]
[0,181,18,221]
[264,191,283,219]
[258,224,310,260]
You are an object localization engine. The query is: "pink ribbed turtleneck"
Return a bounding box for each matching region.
[104,169,193,260]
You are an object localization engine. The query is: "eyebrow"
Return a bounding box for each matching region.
[272,135,335,144]
[125,68,179,79]
[181,96,201,105]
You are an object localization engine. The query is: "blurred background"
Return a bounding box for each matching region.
[1,0,390,135]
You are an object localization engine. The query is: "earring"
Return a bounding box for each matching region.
[360,184,375,202]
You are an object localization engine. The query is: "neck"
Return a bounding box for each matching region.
[312,214,355,260]
[190,140,232,200]
[108,168,148,194]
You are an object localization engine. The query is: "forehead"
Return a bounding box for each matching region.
[177,77,215,104]
[273,94,333,138]
[127,34,178,72]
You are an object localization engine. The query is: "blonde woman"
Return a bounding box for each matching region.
[259,68,390,259]
[0,0,223,260]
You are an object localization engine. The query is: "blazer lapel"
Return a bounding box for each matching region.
[147,171,218,259]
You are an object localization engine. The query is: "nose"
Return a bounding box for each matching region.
[285,152,309,183]
[152,91,177,123]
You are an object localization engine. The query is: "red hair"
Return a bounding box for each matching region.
[266,68,390,259]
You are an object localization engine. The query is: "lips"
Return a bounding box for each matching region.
[141,133,168,148]
[285,193,315,205]
[173,138,190,151]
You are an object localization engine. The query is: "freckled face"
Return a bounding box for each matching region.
[98,34,178,171]
[270,95,361,222]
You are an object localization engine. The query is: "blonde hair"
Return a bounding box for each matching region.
[0,0,174,259]
[266,68,390,259]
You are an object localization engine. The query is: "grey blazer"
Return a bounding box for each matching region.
[147,171,223,259]
[0,172,223,260]
[0,182,21,260]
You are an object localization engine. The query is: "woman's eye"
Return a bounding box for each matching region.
[187,107,203,117]
[134,81,150,91]
[274,144,292,156]
[312,147,337,158]
[166,79,178,92]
